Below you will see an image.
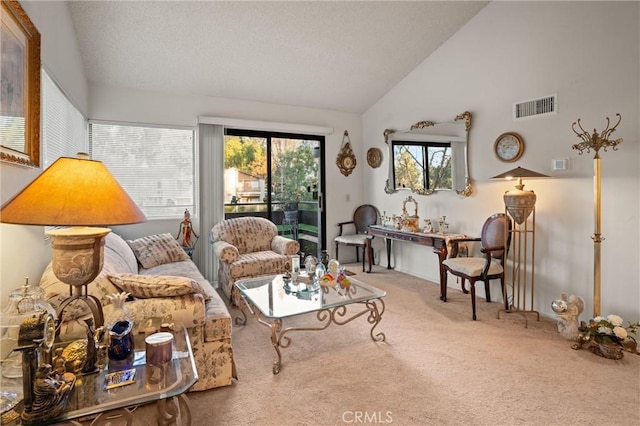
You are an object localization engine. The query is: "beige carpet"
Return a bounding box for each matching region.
[127,265,639,425]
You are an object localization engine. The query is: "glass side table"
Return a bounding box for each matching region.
[1,320,197,425]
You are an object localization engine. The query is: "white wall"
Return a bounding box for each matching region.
[0,2,89,306]
[363,1,639,322]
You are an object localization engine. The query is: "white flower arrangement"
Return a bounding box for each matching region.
[583,314,638,348]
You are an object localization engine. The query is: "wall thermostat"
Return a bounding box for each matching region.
[552,158,568,171]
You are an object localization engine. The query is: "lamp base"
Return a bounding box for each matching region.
[503,189,536,225]
[46,227,110,375]
[46,227,111,288]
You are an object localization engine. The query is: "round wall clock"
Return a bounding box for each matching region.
[494,132,524,162]
[366,148,382,168]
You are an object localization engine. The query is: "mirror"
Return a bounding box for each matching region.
[384,111,472,196]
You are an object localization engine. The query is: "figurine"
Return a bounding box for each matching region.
[304,255,317,273]
[438,216,449,235]
[392,215,402,230]
[83,318,99,374]
[176,209,199,249]
[52,348,66,378]
[21,364,76,423]
[551,293,584,340]
[423,219,433,233]
[381,211,391,227]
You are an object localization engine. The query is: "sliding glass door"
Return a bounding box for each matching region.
[224,129,325,258]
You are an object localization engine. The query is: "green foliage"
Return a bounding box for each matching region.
[224,136,318,208]
[428,146,452,189]
[394,150,423,189]
[272,143,317,208]
[393,144,452,190]
[224,136,267,178]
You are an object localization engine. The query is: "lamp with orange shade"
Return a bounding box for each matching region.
[1,153,146,373]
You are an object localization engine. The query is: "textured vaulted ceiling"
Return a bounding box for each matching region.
[68,1,488,114]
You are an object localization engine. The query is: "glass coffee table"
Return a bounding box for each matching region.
[235,274,386,374]
[1,320,197,425]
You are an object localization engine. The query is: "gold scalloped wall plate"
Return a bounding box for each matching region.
[367,148,382,168]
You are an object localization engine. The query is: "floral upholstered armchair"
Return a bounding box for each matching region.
[211,217,300,306]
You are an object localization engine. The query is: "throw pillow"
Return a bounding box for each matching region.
[127,233,190,269]
[108,273,211,300]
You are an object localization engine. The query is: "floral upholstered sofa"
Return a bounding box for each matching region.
[211,217,300,306]
[39,232,235,391]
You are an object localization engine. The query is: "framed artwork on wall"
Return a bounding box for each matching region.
[1,0,41,167]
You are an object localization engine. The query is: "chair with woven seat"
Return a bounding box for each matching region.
[441,213,511,320]
[334,204,379,264]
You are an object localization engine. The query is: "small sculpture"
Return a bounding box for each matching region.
[423,219,433,233]
[21,364,76,423]
[83,318,100,374]
[176,209,199,258]
[61,319,105,374]
[52,348,66,378]
[381,211,391,227]
[304,255,317,273]
[438,216,449,235]
[551,293,585,340]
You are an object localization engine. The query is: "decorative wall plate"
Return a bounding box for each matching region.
[337,130,356,176]
[367,148,382,168]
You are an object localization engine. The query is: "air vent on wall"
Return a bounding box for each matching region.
[513,94,557,120]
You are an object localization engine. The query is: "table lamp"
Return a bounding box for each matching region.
[1,153,146,373]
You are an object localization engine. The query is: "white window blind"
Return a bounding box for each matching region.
[42,69,87,167]
[89,122,195,219]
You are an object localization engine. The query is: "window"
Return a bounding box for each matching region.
[392,141,452,191]
[224,128,325,257]
[90,122,196,219]
[41,69,87,167]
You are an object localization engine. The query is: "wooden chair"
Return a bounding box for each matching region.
[334,204,379,263]
[441,213,511,320]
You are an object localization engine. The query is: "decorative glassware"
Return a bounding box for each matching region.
[315,262,326,280]
[1,280,56,378]
[328,259,340,277]
[104,292,131,330]
[108,320,134,361]
[304,255,317,273]
[320,250,330,268]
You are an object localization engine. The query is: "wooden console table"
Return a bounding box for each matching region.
[365,225,465,299]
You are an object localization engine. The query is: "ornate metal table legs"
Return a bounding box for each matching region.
[157,394,192,426]
[65,394,192,426]
[238,297,386,374]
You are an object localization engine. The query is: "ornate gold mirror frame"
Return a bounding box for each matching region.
[1,0,41,168]
[384,111,472,196]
